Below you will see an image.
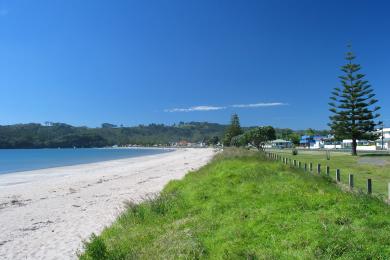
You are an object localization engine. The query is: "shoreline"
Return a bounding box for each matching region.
[0,147,175,178]
[0,148,216,259]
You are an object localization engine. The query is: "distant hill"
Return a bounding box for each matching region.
[0,122,330,148]
[0,122,226,148]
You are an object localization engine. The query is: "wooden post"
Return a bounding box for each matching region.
[293,160,296,167]
[336,169,340,182]
[388,183,390,202]
[317,164,321,174]
[349,174,354,189]
[304,163,307,172]
[326,166,330,176]
[309,163,313,173]
[298,161,301,168]
[367,179,372,194]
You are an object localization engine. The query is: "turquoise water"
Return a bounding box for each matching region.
[0,148,170,175]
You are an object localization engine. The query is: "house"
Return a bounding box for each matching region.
[342,139,376,151]
[323,140,342,149]
[271,139,292,149]
[299,135,328,149]
[376,127,390,150]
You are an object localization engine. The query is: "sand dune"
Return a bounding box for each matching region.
[0,148,215,260]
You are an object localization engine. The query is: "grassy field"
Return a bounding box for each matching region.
[267,149,390,198]
[80,149,390,259]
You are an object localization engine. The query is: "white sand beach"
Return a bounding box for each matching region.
[0,148,215,260]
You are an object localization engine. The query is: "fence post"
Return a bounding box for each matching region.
[293,160,297,167]
[367,179,372,194]
[326,166,330,176]
[304,163,307,172]
[336,169,340,182]
[349,174,354,189]
[388,183,390,203]
[317,164,321,174]
[309,163,313,173]
[298,161,301,168]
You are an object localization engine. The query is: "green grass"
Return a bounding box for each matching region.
[80,148,390,259]
[268,149,390,197]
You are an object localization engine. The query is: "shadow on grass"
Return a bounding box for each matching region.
[359,153,390,157]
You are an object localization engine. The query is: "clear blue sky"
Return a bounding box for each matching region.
[0,0,389,129]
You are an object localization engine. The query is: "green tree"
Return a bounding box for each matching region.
[230,134,249,147]
[305,128,316,136]
[246,126,276,150]
[288,133,300,146]
[207,136,220,146]
[223,114,243,146]
[329,46,381,156]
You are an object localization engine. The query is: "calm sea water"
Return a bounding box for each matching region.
[0,148,171,175]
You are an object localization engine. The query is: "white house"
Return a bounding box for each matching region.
[376,128,390,150]
[271,139,292,149]
[342,139,377,151]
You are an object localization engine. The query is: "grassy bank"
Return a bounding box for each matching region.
[80,149,390,259]
[267,149,390,197]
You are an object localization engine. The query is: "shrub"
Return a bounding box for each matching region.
[80,234,107,260]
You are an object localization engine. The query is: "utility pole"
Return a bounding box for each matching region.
[382,122,384,150]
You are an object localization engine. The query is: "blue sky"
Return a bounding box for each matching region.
[0,0,389,129]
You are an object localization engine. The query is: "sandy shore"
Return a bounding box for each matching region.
[0,148,215,260]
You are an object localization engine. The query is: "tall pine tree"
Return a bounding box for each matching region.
[223,113,243,146]
[329,46,381,155]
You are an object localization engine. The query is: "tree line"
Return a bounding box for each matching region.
[0,122,225,148]
[0,121,329,149]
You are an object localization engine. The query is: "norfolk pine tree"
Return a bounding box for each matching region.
[223,114,243,146]
[329,46,381,156]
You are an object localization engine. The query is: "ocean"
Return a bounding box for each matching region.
[0,148,171,175]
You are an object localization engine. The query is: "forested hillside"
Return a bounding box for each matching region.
[0,122,329,148]
[0,122,226,148]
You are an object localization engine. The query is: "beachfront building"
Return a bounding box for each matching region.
[342,140,376,151]
[271,139,292,149]
[323,140,342,149]
[376,127,390,150]
[299,135,327,149]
